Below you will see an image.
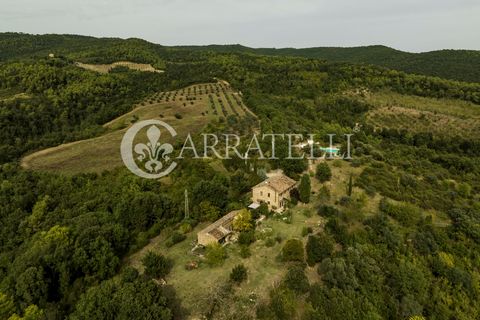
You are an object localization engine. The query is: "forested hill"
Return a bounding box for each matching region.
[2,33,480,83]
[176,44,480,83]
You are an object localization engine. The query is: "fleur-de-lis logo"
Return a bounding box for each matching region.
[121,120,177,179]
[134,125,174,173]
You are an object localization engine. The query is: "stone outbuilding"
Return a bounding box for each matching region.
[197,210,241,246]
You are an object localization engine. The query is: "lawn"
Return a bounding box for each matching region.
[126,208,324,318]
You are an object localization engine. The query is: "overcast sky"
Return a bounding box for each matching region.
[1,0,479,52]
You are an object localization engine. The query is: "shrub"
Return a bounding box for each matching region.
[379,198,421,227]
[166,231,186,247]
[301,209,313,217]
[281,239,304,262]
[142,251,172,279]
[239,245,251,258]
[283,265,309,293]
[179,223,193,234]
[316,163,332,182]
[174,113,182,119]
[301,226,313,237]
[238,230,256,246]
[230,264,248,284]
[121,267,139,283]
[205,243,227,267]
[318,185,331,202]
[265,237,276,247]
[306,234,334,266]
[338,196,352,206]
[317,205,339,217]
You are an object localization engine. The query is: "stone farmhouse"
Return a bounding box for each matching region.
[251,173,297,212]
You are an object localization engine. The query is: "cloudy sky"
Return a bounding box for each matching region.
[1,0,479,52]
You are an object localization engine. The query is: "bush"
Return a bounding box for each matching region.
[338,196,352,206]
[316,163,332,182]
[121,267,139,283]
[281,239,304,262]
[205,243,227,267]
[301,227,313,237]
[318,185,331,202]
[239,245,251,258]
[174,113,183,119]
[238,230,256,246]
[302,209,313,217]
[379,198,421,227]
[166,231,186,247]
[265,237,276,247]
[142,251,172,279]
[230,264,248,284]
[317,205,339,217]
[283,265,309,293]
[306,234,334,266]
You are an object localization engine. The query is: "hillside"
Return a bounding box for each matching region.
[20,81,255,175]
[0,33,479,320]
[2,33,480,83]
[177,44,480,83]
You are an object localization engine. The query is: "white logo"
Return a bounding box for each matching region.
[120,120,177,179]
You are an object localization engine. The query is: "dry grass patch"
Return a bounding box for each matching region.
[75,61,164,73]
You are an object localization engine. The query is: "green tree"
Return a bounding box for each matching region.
[316,163,332,182]
[281,239,304,262]
[8,305,44,320]
[299,174,311,203]
[205,243,227,267]
[70,277,172,319]
[306,234,334,266]
[15,267,48,306]
[141,251,172,279]
[232,209,253,232]
[197,201,221,221]
[283,265,309,293]
[0,292,15,319]
[230,264,247,284]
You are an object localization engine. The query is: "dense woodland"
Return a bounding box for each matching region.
[0,33,479,319]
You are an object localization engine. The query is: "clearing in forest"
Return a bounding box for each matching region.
[75,61,164,73]
[21,82,255,175]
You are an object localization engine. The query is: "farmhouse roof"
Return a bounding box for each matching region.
[253,174,297,194]
[198,210,242,240]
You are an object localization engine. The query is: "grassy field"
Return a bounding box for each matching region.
[21,82,254,174]
[360,91,480,140]
[126,208,324,318]
[75,61,164,73]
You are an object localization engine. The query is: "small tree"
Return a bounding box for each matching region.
[281,239,304,262]
[142,251,172,279]
[346,173,353,197]
[283,265,309,293]
[197,201,221,221]
[233,209,253,232]
[230,264,247,284]
[298,174,311,203]
[306,234,334,266]
[316,163,332,182]
[205,243,227,267]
